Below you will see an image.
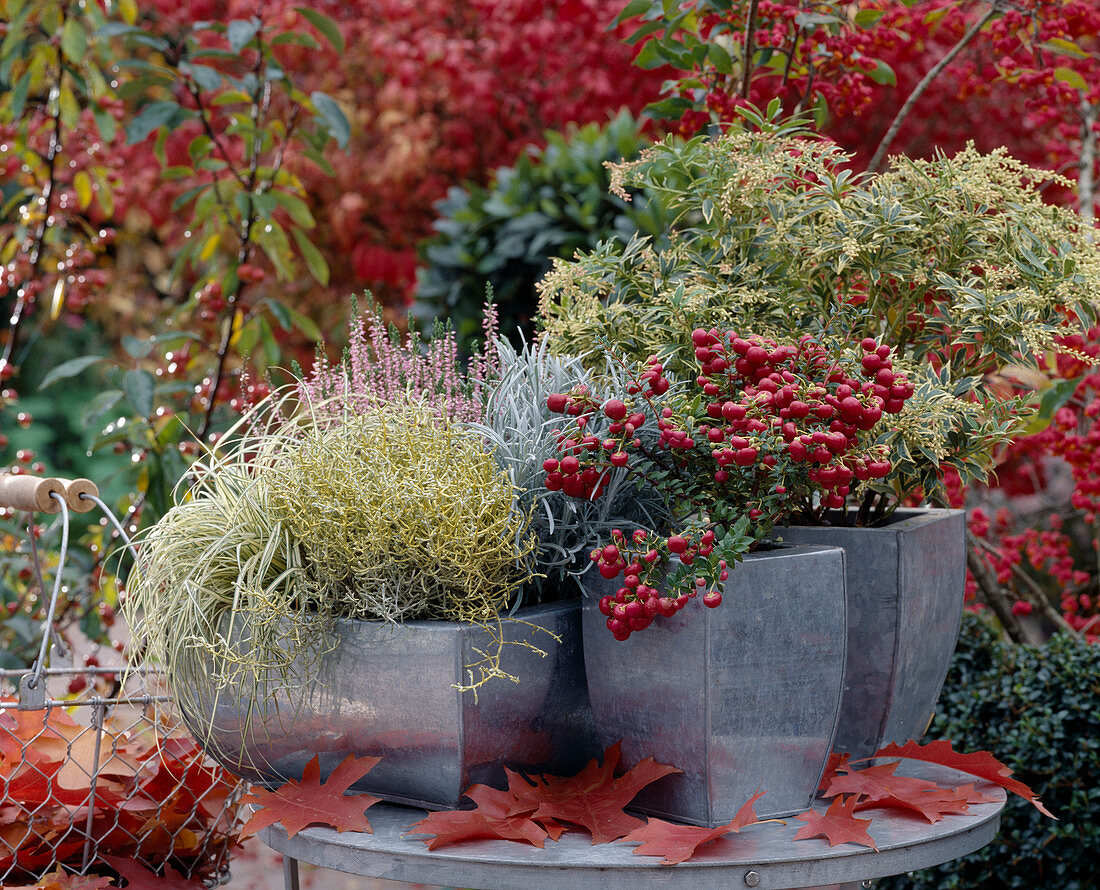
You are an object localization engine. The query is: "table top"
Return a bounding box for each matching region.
[258,762,1007,890]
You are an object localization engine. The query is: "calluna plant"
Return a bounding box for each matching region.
[297,298,500,425]
[543,326,913,640]
[538,116,1100,509]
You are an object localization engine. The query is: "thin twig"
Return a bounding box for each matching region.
[966,529,1026,642]
[1,20,67,370]
[867,4,997,173]
[972,535,1080,637]
[1078,99,1097,233]
[779,24,803,91]
[197,40,270,440]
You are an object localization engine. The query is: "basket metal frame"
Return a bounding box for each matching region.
[1,487,245,886]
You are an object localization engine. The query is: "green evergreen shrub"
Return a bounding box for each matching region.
[414,111,668,346]
[879,615,1100,890]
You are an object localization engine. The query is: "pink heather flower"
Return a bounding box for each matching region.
[298,299,501,425]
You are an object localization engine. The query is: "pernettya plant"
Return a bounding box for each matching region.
[124,397,538,720]
[542,326,914,640]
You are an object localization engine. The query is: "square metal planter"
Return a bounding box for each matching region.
[780,508,966,757]
[582,544,847,826]
[178,599,600,809]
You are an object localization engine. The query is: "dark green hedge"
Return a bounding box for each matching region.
[414,110,668,347]
[878,614,1100,890]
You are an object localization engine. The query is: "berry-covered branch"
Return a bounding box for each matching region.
[542,327,914,640]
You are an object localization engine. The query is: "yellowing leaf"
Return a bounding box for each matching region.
[1053,66,1087,92]
[73,170,94,210]
[198,233,221,262]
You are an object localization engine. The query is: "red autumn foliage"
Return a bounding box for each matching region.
[822,761,981,823]
[873,740,1055,818]
[516,742,680,844]
[236,740,1038,865]
[4,867,116,889]
[98,856,203,890]
[793,794,878,850]
[0,701,238,884]
[238,753,382,840]
[408,742,680,849]
[121,0,668,310]
[620,790,765,865]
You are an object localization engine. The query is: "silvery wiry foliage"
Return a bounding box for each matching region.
[465,339,671,602]
[539,123,1100,503]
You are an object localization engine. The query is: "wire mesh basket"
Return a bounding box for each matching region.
[0,473,246,887]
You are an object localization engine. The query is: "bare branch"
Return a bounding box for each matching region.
[867,4,997,174]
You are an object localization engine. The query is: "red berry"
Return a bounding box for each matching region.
[547,393,568,413]
[603,399,628,421]
[667,535,689,554]
[703,590,723,608]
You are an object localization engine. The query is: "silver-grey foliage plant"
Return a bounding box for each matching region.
[466,337,670,603]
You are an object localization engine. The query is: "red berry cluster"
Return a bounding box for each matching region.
[593,529,727,641]
[543,386,648,499]
[686,330,914,509]
[543,327,916,640]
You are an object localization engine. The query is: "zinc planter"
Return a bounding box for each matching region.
[781,508,966,758]
[177,599,600,809]
[582,544,847,827]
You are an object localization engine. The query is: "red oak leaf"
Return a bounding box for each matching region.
[238,753,382,839]
[823,761,973,823]
[99,855,202,889]
[622,789,766,864]
[519,742,681,844]
[873,740,1054,818]
[404,778,562,850]
[793,795,878,850]
[405,743,679,850]
[953,783,999,806]
[465,780,566,841]
[406,808,550,850]
[817,751,851,791]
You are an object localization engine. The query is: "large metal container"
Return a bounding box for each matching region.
[781,508,966,758]
[177,599,600,809]
[582,544,847,827]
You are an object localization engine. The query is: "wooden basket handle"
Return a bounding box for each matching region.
[0,473,99,513]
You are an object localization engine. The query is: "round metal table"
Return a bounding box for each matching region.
[258,762,1006,890]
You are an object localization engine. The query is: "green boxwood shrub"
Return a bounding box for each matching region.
[878,614,1100,890]
[414,110,668,346]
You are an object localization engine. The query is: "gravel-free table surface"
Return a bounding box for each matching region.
[258,761,1007,890]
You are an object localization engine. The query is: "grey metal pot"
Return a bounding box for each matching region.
[781,508,966,758]
[175,599,600,809]
[582,543,847,827]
